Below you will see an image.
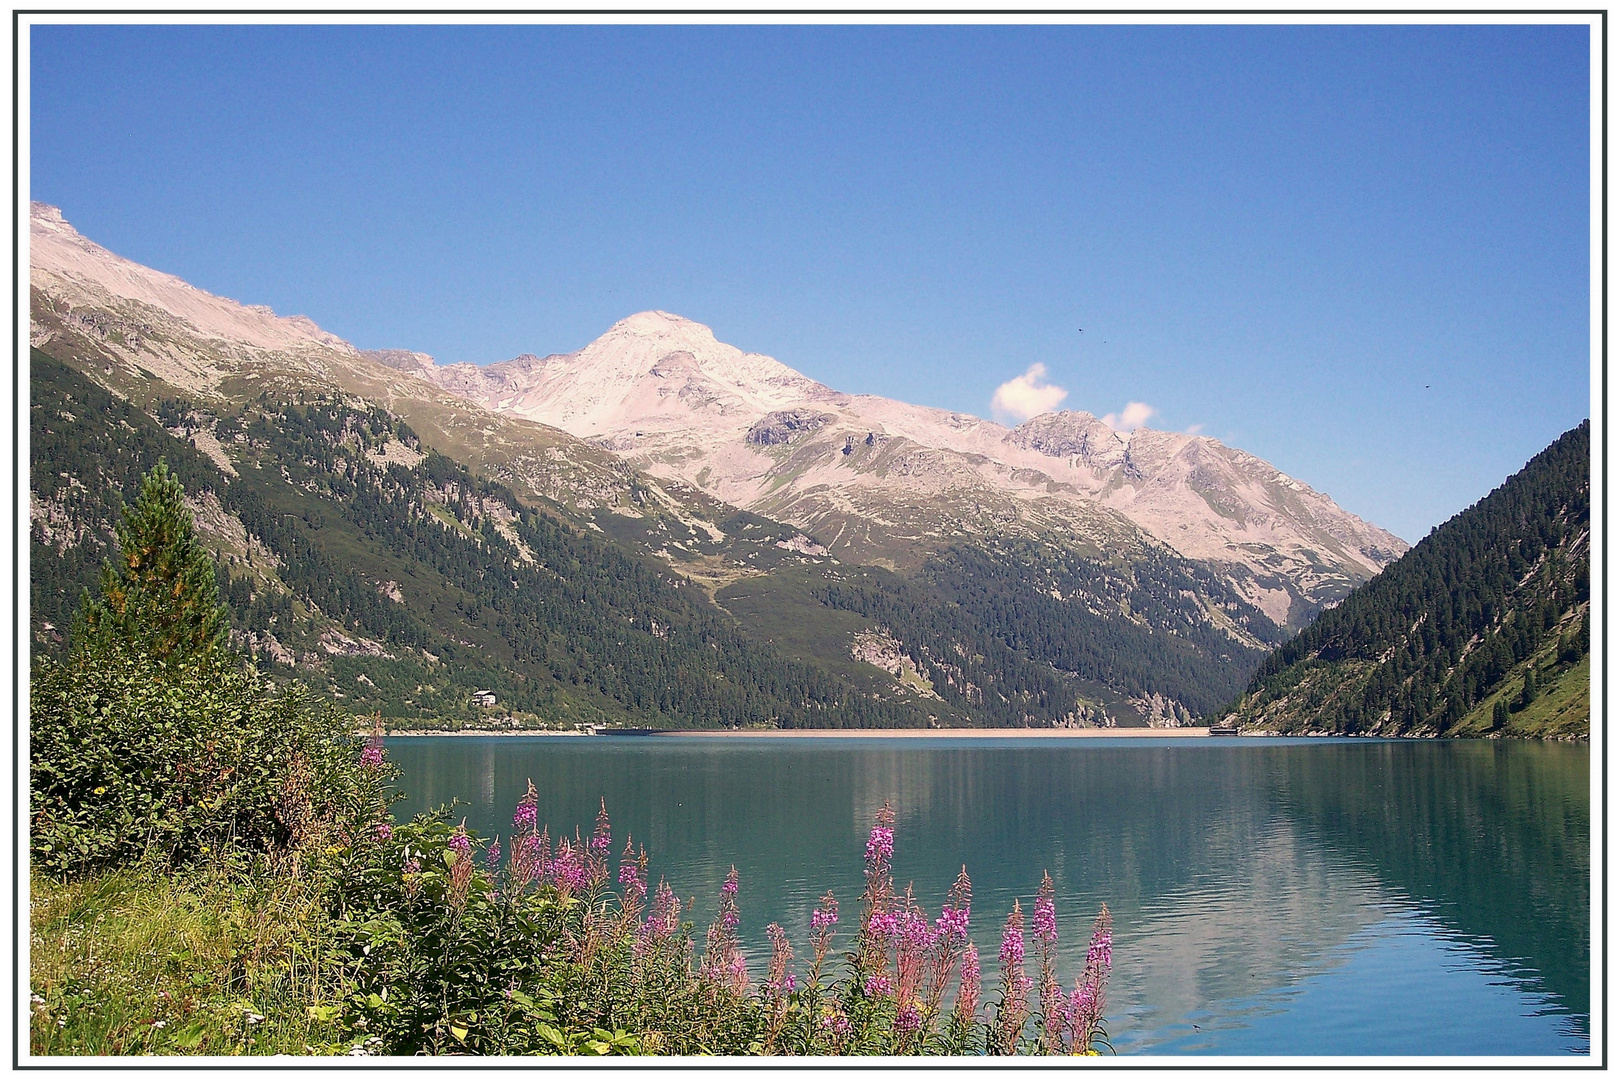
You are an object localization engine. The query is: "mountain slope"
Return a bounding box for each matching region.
[31,350,935,729]
[1220,422,1590,738]
[29,202,1396,725]
[383,310,1407,628]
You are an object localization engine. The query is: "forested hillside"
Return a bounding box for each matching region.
[31,352,931,729]
[1220,421,1589,738]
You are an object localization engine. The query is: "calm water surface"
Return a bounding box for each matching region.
[387,736,1589,1056]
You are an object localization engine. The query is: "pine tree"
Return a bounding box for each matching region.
[1492,698,1510,730]
[1519,666,1539,709]
[76,461,228,667]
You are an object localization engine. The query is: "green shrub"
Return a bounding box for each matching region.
[30,646,381,876]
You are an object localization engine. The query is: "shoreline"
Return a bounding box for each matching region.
[380,726,1223,739]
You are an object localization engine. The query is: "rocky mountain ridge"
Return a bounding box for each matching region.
[28,201,1401,724]
[373,310,1406,628]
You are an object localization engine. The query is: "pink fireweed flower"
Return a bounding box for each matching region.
[865,802,897,871]
[999,911,1025,968]
[447,823,475,911]
[994,900,1031,1055]
[1033,872,1061,1052]
[1067,904,1114,1052]
[894,1003,922,1035]
[485,837,502,869]
[894,904,934,1014]
[513,779,539,833]
[820,1009,851,1036]
[701,868,747,994]
[864,973,892,997]
[865,825,894,866]
[868,910,900,941]
[936,904,969,940]
[550,838,589,895]
[1088,927,1113,971]
[808,891,839,982]
[903,908,936,951]
[1033,875,1057,947]
[358,741,385,770]
[590,798,612,854]
[373,821,393,842]
[618,858,645,899]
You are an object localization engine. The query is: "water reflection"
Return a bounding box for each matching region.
[387,736,1588,1056]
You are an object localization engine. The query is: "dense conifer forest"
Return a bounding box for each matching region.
[1222,421,1589,737]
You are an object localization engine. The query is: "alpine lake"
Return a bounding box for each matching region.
[386,733,1590,1057]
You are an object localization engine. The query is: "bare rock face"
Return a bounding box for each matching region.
[746,409,837,446]
[1002,411,1127,471]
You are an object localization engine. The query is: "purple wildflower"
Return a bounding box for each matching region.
[373,821,393,842]
[590,798,612,854]
[447,823,475,911]
[358,742,385,770]
[995,900,1030,1055]
[485,837,502,869]
[999,912,1025,968]
[1032,896,1056,947]
[512,780,539,833]
[894,1003,922,1035]
[1088,927,1113,971]
[864,973,892,997]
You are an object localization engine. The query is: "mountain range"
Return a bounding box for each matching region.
[30,202,1409,728]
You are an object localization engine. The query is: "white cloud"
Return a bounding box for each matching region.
[1185,423,1205,436]
[990,363,1068,425]
[1101,401,1156,432]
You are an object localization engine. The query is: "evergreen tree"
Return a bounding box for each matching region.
[1492,698,1510,730]
[76,461,228,667]
[1519,667,1539,708]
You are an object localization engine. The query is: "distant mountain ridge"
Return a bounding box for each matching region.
[367,309,1406,628]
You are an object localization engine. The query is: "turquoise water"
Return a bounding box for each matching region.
[387,735,1589,1056]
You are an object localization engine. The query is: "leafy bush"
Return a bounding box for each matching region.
[30,462,389,876]
[30,648,383,875]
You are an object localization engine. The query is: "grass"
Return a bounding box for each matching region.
[29,868,352,1057]
[1456,650,1589,740]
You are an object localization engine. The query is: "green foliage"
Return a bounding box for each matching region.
[1225,422,1589,736]
[77,461,228,667]
[30,351,222,647]
[29,646,381,875]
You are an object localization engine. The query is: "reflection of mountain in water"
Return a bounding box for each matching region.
[387,737,1586,1054]
[1267,740,1589,1028]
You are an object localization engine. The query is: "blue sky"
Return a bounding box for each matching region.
[30,23,1591,542]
